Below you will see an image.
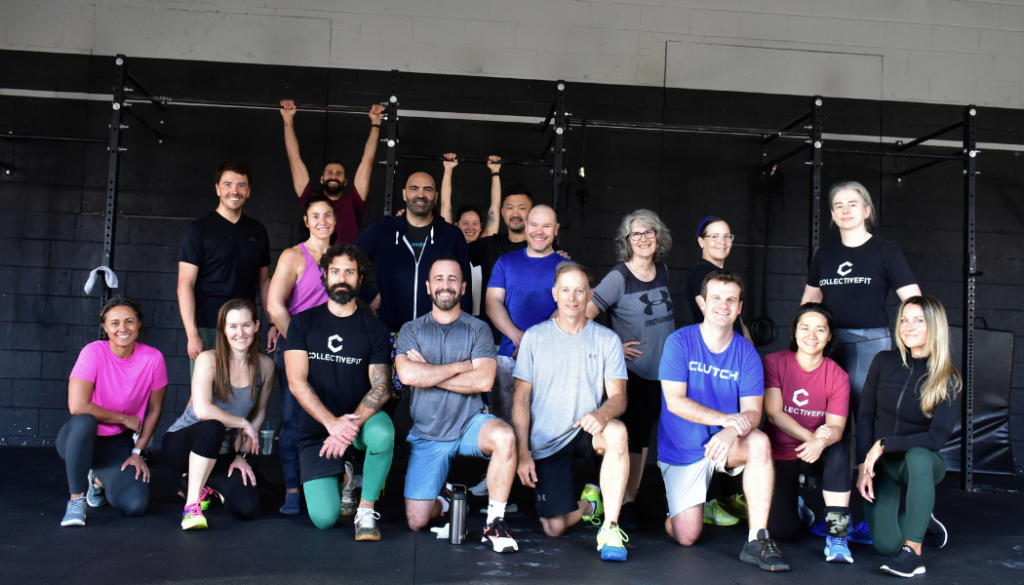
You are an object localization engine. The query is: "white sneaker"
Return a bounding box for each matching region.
[354,507,381,541]
[469,476,489,497]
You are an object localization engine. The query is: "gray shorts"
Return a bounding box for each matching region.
[658,457,744,518]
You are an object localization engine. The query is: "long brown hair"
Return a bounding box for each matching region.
[895,296,962,417]
[214,298,260,403]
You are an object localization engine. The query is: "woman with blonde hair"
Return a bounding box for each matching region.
[856,296,961,577]
[587,208,674,530]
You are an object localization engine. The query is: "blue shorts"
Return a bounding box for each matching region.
[404,411,493,500]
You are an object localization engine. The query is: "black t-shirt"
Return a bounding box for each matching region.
[470,234,530,343]
[179,211,271,328]
[807,236,917,329]
[406,222,433,261]
[685,258,742,334]
[284,305,391,450]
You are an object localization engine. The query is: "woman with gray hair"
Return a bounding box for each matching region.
[586,208,675,531]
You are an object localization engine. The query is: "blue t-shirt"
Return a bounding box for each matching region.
[657,324,764,466]
[488,249,565,357]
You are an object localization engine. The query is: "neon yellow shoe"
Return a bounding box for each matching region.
[703,499,739,526]
[721,494,749,520]
[580,484,604,526]
[596,523,629,561]
[181,502,208,530]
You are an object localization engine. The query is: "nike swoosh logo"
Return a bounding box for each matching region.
[369,450,390,456]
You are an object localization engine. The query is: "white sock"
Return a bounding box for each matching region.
[749,528,766,542]
[437,495,450,515]
[486,500,507,524]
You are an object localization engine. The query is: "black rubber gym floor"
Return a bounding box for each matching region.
[3,446,1022,585]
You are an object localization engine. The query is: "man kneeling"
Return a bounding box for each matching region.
[658,270,788,571]
[396,255,519,553]
[513,262,631,561]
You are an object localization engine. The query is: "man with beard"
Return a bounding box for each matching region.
[395,256,518,553]
[279,100,385,245]
[178,162,271,371]
[485,205,565,423]
[355,172,471,403]
[284,244,395,540]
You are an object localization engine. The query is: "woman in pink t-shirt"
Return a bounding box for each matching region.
[58,297,168,527]
[763,303,852,562]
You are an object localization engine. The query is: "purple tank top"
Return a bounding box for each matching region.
[289,243,329,315]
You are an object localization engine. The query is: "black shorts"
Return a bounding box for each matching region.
[533,430,598,518]
[622,370,661,452]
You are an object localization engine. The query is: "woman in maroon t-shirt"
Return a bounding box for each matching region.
[764,303,852,562]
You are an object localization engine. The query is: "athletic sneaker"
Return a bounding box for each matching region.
[469,476,489,497]
[720,494,749,520]
[798,496,816,528]
[618,500,641,532]
[86,470,106,508]
[354,507,382,541]
[482,517,519,553]
[181,501,208,530]
[596,523,629,561]
[580,484,604,526]
[739,529,790,572]
[880,545,926,577]
[198,485,216,511]
[341,461,356,516]
[703,499,740,526]
[61,497,87,527]
[924,513,948,548]
[848,519,873,544]
[824,535,854,563]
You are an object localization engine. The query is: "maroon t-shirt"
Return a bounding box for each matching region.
[763,350,850,460]
[298,180,366,245]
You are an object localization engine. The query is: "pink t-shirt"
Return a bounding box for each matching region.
[69,340,169,437]
[763,350,850,460]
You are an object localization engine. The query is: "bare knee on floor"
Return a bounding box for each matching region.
[540,517,568,537]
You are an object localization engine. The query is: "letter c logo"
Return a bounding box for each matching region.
[793,389,809,407]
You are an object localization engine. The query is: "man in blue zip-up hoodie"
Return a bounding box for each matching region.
[356,172,472,401]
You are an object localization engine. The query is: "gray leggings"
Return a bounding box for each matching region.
[56,414,149,517]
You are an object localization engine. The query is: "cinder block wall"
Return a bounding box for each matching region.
[1,0,1023,108]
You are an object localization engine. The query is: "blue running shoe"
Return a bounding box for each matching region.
[825,535,854,563]
[849,519,873,545]
[596,523,629,561]
[797,496,815,528]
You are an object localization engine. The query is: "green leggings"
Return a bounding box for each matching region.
[303,411,394,530]
[863,447,946,556]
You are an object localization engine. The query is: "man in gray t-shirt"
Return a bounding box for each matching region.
[512,262,632,562]
[395,256,519,554]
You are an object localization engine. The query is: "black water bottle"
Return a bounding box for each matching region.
[449,484,468,545]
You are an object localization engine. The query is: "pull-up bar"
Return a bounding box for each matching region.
[127,96,373,115]
[393,154,550,166]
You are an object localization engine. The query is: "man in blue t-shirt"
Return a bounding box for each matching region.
[485,205,565,423]
[658,270,789,572]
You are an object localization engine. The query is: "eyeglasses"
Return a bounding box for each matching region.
[628,229,657,242]
[703,233,735,243]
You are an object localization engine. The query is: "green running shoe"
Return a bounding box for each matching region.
[721,494,749,520]
[580,484,604,526]
[703,499,740,526]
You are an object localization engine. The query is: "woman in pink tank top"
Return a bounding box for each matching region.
[267,192,335,513]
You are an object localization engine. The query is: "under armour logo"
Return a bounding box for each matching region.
[837,262,853,277]
[639,290,673,316]
[793,389,809,407]
[250,237,256,243]
[327,335,344,353]
[587,353,598,360]
[536,494,546,502]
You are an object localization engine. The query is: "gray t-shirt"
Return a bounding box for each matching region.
[513,319,628,459]
[396,312,497,441]
[166,370,262,455]
[592,262,676,380]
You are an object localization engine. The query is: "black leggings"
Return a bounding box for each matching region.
[769,441,850,543]
[622,371,660,453]
[56,414,149,517]
[161,420,260,520]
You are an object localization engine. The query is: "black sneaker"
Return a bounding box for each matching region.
[482,517,519,553]
[880,545,926,577]
[618,501,642,532]
[924,513,948,549]
[739,529,791,572]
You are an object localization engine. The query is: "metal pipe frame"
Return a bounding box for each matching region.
[824,147,961,160]
[552,81,566,231]
[396,154,549,166]
[808,97,822,267]
[0,159,12,175]
[763,110,810,145]
[127,95,370,115]
[124,71,166,111]
[1,133,106,143]
[961,105,978,492]
[897,119,963,152]
[101,54,127,307]
[124,106,164,143]
[764,142,809,170]
[383,70,399,217]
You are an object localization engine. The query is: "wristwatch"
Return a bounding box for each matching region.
[879,437,886,451]
[132,448,142,455]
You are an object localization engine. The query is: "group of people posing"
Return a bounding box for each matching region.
[56,103,961,578]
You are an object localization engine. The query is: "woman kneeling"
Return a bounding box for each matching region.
[163,298,275,529]
[765,303,853,562]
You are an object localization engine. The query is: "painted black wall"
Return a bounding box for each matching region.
[1,50,1022,472]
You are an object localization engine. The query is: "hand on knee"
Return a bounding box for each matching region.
[601,420,628,453]
[746,429,772,461]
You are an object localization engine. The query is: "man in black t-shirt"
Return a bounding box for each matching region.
[285,244,394,540]
[178,162,271,370]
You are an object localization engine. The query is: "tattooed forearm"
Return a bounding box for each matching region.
[486,210,496,228]
[360,364,391,412]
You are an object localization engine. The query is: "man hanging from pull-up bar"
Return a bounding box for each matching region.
[279,100,386,246]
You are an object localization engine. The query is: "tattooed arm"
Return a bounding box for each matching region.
[481,156,502,237]
[352,363,392,428]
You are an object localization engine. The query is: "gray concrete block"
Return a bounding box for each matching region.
[382,41,436,72]
[464,20,515,48]
[514,23,568,53]
[981,28,1024,57]
[566,26,639,56]
[329,37,383,69]
[690,9,738,37]
[590,2,640,30]
[0,407,38,437]
[928,74,977,105]
[0,294,46,323]
[413,16,465,44]
[953,1,1024,32]
[834,18,887,48]
[976,78,1023,109]
[885,21,933,50]
[931,25,980,53]
[861,0,910,22]
[0,238,50,268]
[883,72,930,101]
[12,379,68,408]
[812,0,861,19]
[0,350,42,379]
[740,12,791,41]
[786,15,839,45]
[639,5,691,35]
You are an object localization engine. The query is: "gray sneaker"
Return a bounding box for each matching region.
[86,470,106,508]
[354,507,381,541]
[61,497,87,527]
[341,461,356,516]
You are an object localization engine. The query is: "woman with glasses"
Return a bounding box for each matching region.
[586,209,675,531]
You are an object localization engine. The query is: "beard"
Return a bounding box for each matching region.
[431,288,461,311]
[328,282,360,305]
[323,179,345,196]
[507,217,525,233]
